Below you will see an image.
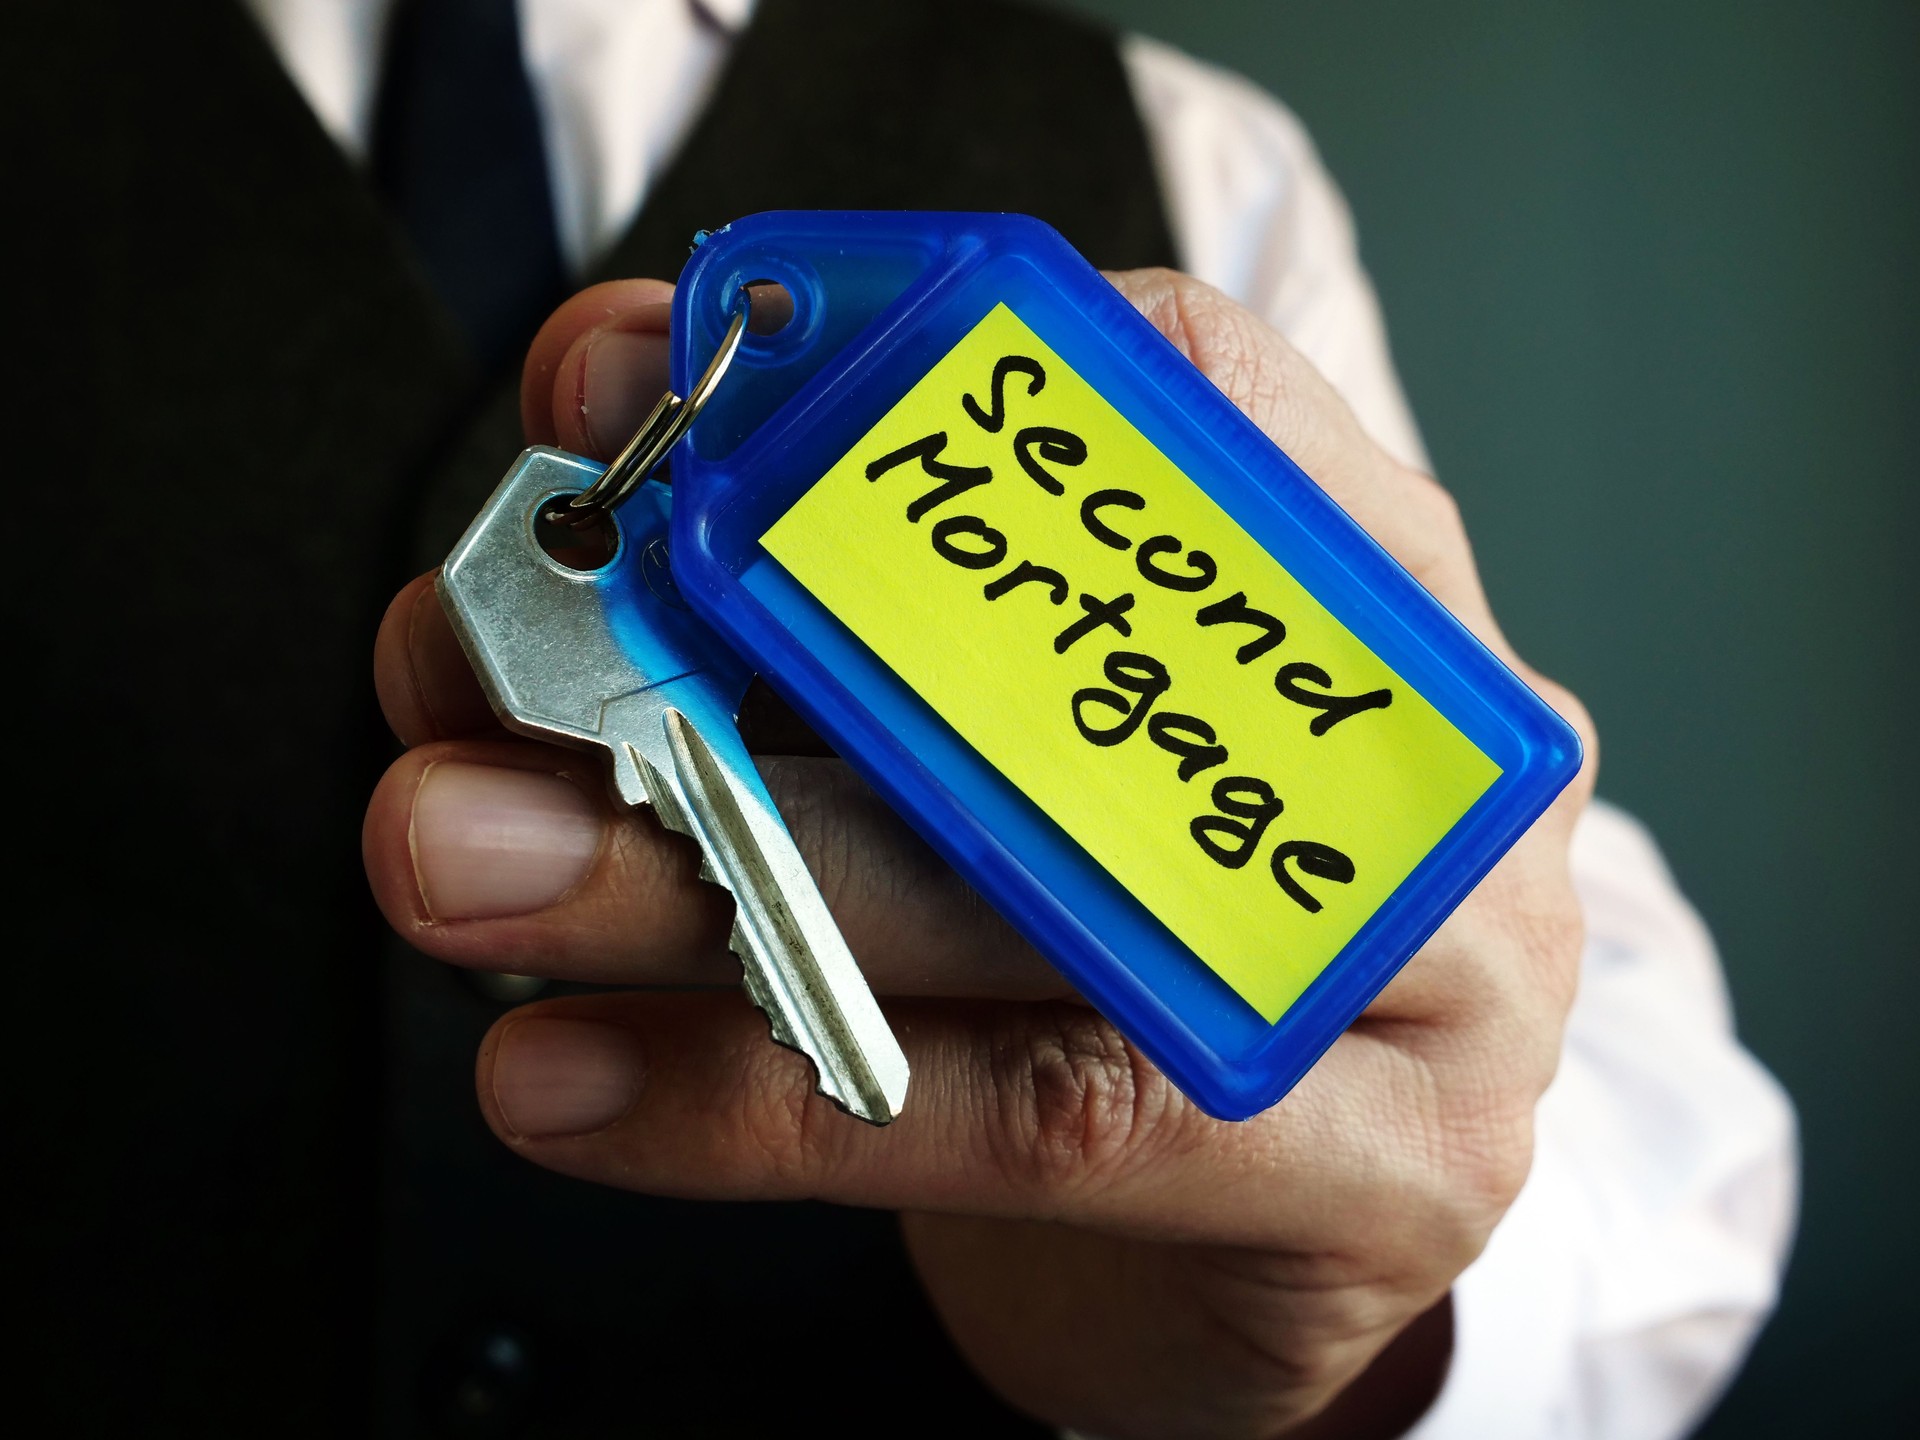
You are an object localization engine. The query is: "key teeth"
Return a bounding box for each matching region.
[627,745,746,901]
[728,918,896,1126]
[631,746,753,905]
[735,931,801,1051]
[631,730,904,1127]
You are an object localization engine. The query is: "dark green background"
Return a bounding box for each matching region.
[1064,0,1917,1430]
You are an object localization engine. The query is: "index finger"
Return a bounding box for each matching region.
[520,277,677,454]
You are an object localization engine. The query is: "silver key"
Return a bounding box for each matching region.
[438,447,910,1125]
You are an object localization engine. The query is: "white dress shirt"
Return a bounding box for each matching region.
[246,3,1798,1435]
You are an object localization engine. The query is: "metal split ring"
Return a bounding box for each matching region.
[547,285,752,528]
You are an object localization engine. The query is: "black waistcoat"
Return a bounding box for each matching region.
[16,1,1174,1432]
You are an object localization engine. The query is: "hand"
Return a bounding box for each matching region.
[363,271,1596,1439]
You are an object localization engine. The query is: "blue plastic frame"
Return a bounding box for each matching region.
[667,212,1581,1120]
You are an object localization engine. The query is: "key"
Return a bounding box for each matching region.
[437,447,910,1125]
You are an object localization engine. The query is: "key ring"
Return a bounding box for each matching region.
[547,284,752,528]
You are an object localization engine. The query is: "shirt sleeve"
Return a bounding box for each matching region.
[1409,803,1797,1440]
[1121,37,1799,1440]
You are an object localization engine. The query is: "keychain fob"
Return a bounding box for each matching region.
[662,211,1581,1121]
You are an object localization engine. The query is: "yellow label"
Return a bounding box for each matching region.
[762,305,1498,1022]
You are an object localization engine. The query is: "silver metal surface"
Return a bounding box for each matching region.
[550,289,752,528]
[439,448,909,1125]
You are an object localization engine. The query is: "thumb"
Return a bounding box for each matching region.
[519,277,677,456]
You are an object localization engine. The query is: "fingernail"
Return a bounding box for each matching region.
[411,763,603,920]
[579,323,670,455]
[492,1017,644,1138]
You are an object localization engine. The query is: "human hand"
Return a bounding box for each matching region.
[363,271,1596,1439]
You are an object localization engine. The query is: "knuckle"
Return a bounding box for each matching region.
[1485,850,1590,1019]
[1336,461,1475,596]
[1121,269,1370,471]
[1522,888,1588,1019]
[733,1041,833,1186]
[1429,1103,1535,1252]
[766,761,859,910]
[1394,1048,1538,1261]
[1403,467,1466,536]
[1410,908,1583,1139]
[987,1004,1185,1196]
[1471,885,1586,1052]
[1442,928,1538,1028]
[1347,1056,1524,1278]
[1421,941,1573,1213]
[1391,466,1471,571]
[1154,274,1295,407]
[1537,677,1601,804]
[1114,267,1208,357]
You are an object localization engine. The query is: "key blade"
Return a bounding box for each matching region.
[443,450,906,1124]
[617,702,910,1126]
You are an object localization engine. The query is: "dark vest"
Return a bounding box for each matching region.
[18,0,1174,1431]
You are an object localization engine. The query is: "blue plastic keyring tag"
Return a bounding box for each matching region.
[664,212,1581,1121]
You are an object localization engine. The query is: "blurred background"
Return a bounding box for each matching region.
[1062,0,1917,1430]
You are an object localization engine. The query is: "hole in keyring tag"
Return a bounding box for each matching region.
[533,493,620,571]
[742,279,794,336]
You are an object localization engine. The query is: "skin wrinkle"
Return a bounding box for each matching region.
[603,804,723,953]
[779,760,852,912]
[737,1039,824,1190]
[1180,1254,1393,1400]
[1158,1288,1326,1437]
[769,760,904,963]
[1201,1252,1345,1437]
[495,792,725,982]
[767,756,1059,998]
[1424,1076,1542,1231]
[1017,1007,1157,1197]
